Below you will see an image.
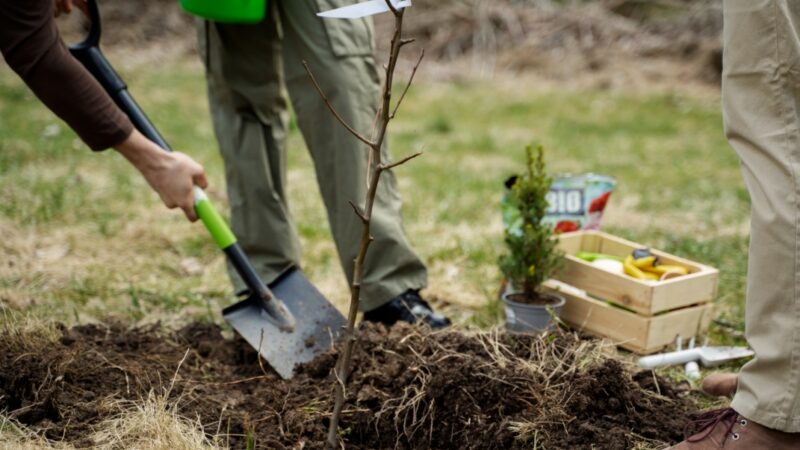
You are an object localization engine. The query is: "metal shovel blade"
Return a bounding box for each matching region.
[222,267,346,379]
[697,346,755,367]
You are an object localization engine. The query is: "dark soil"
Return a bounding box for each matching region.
[0,321,698,449]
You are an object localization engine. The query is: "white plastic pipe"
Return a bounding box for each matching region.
[638,349,701,369]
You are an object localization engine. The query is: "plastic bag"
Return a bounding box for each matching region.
[502,173,616,235]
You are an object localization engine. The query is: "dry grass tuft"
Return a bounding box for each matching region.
[0,311,61,354]
[90,390,221,450]
[0,415,74,450]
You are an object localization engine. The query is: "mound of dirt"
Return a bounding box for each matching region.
[0,321,697,449]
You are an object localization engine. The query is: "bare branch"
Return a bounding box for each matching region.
[302,61,375,148]
[391,49,425,120]
[348,201,368,224]
[384,0,399,15]
[379,151,423,172]
[399,38,415,47]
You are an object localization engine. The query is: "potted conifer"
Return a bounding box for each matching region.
[499,145,566,333]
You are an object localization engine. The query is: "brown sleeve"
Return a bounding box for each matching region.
[0,0,134,151]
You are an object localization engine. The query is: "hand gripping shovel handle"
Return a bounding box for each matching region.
[69,0,294,330]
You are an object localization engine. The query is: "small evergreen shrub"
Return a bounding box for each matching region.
[499,145,564,301]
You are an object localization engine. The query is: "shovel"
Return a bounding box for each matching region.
[68,0,345,379]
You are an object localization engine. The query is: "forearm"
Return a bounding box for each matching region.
[0,0,133,150]
[114,129,169,173]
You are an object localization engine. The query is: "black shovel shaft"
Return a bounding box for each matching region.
[68,0,273,304]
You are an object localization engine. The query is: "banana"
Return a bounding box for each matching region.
[640,270,660,280]
[632,255,658,270]
[628,249,690,278]
[644,264,689,276]
[624,255,659,280]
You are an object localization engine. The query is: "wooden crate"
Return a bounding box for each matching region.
[544,280,715,354]
[544,230,719,354]
[555,230,719,316]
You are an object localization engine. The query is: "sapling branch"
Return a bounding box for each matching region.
[348,201,368,224]
[380,151,423,172]
[302,60,375,148]
[306,4,420,449]
[391,50,425,119]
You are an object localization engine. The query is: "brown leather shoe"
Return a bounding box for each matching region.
[700,373,738,397]
[667,408,800,449]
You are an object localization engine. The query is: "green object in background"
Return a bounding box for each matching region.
[575,252,624,262]
[180,0,267,23]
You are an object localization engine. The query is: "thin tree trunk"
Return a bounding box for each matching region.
[303,2,423,448]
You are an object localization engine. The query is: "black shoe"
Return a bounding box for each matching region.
[363,289,451,329]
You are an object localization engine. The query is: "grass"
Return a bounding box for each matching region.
[1,60,747,362]
[90,391,222,450]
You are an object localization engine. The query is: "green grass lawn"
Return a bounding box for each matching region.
[0,61,748,351]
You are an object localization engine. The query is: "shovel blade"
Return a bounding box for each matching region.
[222,267,345,379]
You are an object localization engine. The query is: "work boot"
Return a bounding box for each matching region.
[701,373,738,397]
[668,408,800,449]
[363,289,451,329]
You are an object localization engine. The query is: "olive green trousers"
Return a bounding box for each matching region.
[196,0,426,311]
[724,0,800,432]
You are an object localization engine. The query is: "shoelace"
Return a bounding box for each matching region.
[685,408,739,444]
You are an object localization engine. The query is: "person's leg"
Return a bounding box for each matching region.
[196,15,301,292]
[275,0,427,311]
[670,2,800,448]
[724,0,800,434]
[667,3,800,447]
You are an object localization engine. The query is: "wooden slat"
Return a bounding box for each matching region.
[558,256,655,312]
[645,302,715,353]
[545,280,715,355]
[556,231,585,254]
[545,281,647,348]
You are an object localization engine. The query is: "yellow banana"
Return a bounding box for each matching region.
[640,271,660,280]
[632,255,658,270]
[624,255,659,280]
[643,264,689,276]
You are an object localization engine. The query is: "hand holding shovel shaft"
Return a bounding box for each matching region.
[67,0,293,329]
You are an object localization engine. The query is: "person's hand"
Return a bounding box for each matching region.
[140,151,209,222]
[54,0,89,17]
[115,130,209,221]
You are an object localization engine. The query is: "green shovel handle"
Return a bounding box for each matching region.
[193,186,237,249]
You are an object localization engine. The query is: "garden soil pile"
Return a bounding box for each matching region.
[0,321,697,449]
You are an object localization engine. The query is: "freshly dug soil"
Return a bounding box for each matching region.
[0,321,697,449]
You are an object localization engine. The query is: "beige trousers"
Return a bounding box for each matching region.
[724,0,800,432]
[196,0,427,311]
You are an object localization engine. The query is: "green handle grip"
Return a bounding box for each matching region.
[193,187,237,249]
